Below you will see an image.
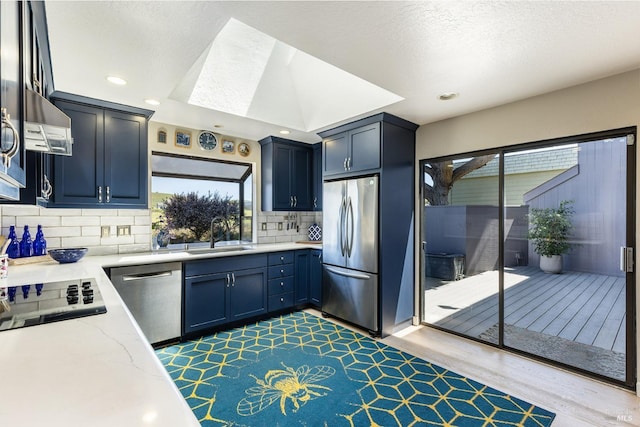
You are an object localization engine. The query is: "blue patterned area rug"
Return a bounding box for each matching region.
[156,311,555,426]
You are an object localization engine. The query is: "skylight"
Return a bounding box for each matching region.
[171,18,403,132]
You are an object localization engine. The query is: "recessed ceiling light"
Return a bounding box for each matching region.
[438,92,458,101]
[144,99,160,106]
[107,76,127,85]
[279,130,290,135]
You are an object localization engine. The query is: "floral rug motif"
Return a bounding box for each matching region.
[156,311,555,426]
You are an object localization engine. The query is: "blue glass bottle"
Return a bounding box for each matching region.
[33,225,47,256]
[6,225,20,259]
[20,225,33,257]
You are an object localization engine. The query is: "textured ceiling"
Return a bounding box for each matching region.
[45,1,640,143]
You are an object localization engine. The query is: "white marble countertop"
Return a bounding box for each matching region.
[0,242,321,427]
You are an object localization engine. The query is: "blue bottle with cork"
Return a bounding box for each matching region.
[7,226,20,259]
[33,225,46,256]
[20,225,33,257]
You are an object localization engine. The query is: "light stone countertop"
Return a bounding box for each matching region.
[0,242,321,427]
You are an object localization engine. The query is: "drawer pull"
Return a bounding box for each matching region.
[280,282,284,287]
[280,297,284,302]
[280,269,284,274]
[280,256,284,262]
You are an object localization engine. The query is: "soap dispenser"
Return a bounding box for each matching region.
[33,225,46,256]
[20,225,33,257]
[7,225,20,259]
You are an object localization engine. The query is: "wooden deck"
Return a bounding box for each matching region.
[423,266,626,353]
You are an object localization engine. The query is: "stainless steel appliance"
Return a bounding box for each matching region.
[110,262,181,345]
[322,175,379,333]
[0,278,106,331]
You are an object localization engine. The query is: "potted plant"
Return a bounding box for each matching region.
[527,200,574,274]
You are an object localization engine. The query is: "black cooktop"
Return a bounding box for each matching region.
[0,278,107,331]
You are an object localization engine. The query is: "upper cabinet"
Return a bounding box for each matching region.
[49,93,153,208]
[322,122,380,178]
[0,0,27,200]
[312,142,322,211]
[259,136,313,211]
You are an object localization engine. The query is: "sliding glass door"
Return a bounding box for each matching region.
[420,129,636,388]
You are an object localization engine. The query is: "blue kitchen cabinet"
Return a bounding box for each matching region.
[0,0,27,201]
[310,249,322,308]
[184,273,229,332]
[322,122,381,178]
[294,250,310,305]
[312,143,322,211]
[259,136,313,211]
[50,93,153,208]
[184,254,268,334]
[267,251,295,312]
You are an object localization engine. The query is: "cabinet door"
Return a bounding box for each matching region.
[52,101,104,205]
[294,250,310,305]
[291,146,312,211]
[312,143,322,211]
[229,267,267,321]
[272,144,293,210]
[348,122,380,173]
[184,272,229,333]
[323,132,348,176]
[104,110,147,206]
[310,250,323,307]
[0,0,26,192]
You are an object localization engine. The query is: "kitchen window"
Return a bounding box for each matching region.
[150,152,254,249]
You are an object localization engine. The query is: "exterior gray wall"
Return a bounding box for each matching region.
[424,205,529,277]
[524,139,627,276]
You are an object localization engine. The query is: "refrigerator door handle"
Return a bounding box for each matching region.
[340,196,345,256]
[325,266,371,280]
[347,196,354,257]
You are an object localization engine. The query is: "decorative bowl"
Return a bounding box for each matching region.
[48,248,88,264]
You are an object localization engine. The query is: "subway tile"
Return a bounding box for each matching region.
[2,205,41,216]
[40,208,82,216]
[16,216,61,227]
[82,208,119,216]
[275,235,294,243]
[257,236,276,244]
[134,234,152,244]
[131,225,149,235]
[45,237,61,249]
[62,216,100,226]
[118,243,151,254]
[82,226,101,236]
[100,235,134,246]
[88,245,119,255]
[2,217,17,230]
[99,216,134,225]
[43,227,81,238]
[134,215,151,225]
[62,236,101,247]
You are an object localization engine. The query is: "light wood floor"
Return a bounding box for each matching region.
[306,308,640,427]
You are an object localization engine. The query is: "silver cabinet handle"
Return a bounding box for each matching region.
[280,269,284,275]
[293,196,297,207]
[347,157,351,170]
[313,197,317,209]
[290,196,294,207]
[106,186,110,203]
[226,273,231,287]
[280,281,284,287]
[231,272,236,286]
[280,297,284,303]
[0,108,19,169]
[280,256,284,262]
[98,186,103,203]
[42,175,53,200]
[343,158,348,171]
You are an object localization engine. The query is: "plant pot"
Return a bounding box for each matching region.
[540,255,563,274]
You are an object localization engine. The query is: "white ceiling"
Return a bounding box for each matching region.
[45,1,640,144]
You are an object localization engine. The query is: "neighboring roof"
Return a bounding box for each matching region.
[457,146,578,178]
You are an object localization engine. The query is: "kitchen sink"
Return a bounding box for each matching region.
[185,245,253,255]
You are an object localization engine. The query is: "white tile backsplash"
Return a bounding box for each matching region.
[0,205,321,255]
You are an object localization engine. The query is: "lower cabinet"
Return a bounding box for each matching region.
[310,249,322,308]
[184,255,268,334]
[183,249,323,335]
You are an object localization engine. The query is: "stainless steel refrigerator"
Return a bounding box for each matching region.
[322,175,379,333]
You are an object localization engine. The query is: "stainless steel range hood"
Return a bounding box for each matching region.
[24,89,73,156]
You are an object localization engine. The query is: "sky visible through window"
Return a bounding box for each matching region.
[152,176,239,199]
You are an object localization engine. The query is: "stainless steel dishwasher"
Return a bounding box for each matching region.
[110,262,182,345]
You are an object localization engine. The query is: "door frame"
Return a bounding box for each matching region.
[418,126,637,389]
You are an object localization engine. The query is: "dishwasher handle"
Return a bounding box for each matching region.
[121,271,174,281]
